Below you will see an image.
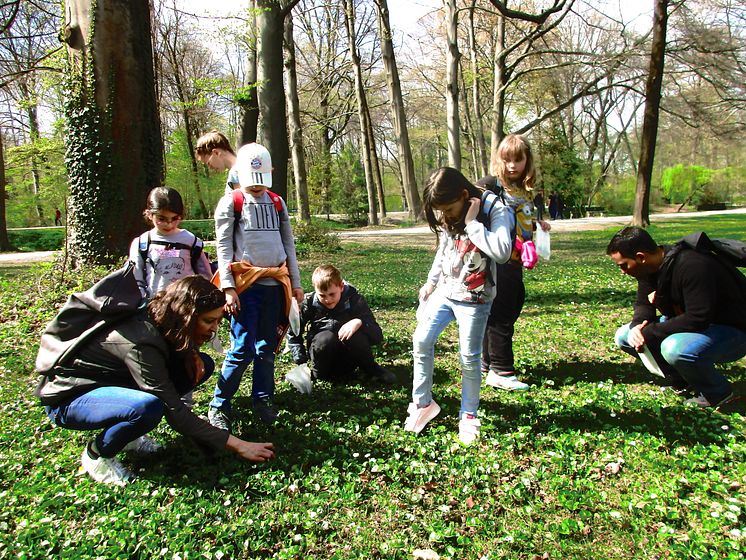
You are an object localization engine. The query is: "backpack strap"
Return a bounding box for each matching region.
[138,232,151,270]
[478,190,500,229]
[267,190,286,217]
[190,236,204,272]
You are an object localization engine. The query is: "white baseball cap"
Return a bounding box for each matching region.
[236,142,273,189]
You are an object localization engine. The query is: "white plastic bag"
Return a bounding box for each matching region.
[416,297,430,323]
[288,298,301,336]
[639,345,665,378]
[285,363,313,394]
[535,227,551,260]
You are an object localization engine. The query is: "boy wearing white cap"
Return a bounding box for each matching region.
[208,143,304,430]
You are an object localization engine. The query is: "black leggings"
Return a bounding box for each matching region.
[483,261,525,373]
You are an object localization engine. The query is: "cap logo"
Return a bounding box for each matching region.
[250,157,263,170]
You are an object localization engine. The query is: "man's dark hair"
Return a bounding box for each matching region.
[606,226,659,257]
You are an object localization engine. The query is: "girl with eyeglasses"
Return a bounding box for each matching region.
[128,187,213,302]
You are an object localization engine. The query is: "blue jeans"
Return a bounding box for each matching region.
[211,283,282,412]
[412,291,491,418]
[45,353,215,457]
[615,321,746,403]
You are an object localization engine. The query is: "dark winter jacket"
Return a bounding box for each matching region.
[631,245,746,343]
[35,314,229,451]
[287,283,383,364]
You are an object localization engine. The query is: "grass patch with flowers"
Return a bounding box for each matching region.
[1,215,745,559]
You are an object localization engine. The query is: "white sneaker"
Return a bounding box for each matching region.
[403,400,441,434]
[80,448,134,486]
[458,415,481,445]
[485,371,529,391]
[122,435,163,454]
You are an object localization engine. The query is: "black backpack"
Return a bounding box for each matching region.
[679,231,746,268]
[658,232,746,299]
[35,261,146,377]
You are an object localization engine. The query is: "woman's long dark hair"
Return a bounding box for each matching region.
[148,275,225,352]
[422,167,484,235]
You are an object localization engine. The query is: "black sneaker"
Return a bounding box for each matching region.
[371,364,397,384]
[253,398,278,425]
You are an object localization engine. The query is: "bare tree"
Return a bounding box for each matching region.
[466,0,487,177]
[63,0,162,264]
[373,0,422,219]
[344,0,379,225]
[0,0,61,225]
[156,3,211,217]
[283,12,311,222]
[444,0,462,169]
[633,0,670,227]
[0,131,10,250]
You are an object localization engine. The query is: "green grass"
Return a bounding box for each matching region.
[1,216,745,559]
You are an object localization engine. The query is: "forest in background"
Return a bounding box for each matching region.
[1,0,745,232]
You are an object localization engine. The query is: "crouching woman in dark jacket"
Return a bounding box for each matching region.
[36,275,274,485]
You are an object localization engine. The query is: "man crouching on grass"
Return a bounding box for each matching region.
[606,226,746,409]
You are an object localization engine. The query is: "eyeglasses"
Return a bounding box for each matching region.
[153,214,182,224]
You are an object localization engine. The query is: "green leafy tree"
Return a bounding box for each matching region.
[332,145,368,224]
[536,124,588,215]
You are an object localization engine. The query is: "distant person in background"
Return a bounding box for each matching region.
[195,131,238,196]
[54,208,62,226]
[548,192,559,220]
[533,191,545,221]
[557,193,565,219]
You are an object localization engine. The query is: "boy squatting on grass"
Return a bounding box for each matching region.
[287,264,396,384]
[608,226,746,409]
[207,142,304,433]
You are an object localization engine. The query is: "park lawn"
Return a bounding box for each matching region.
[0,216,744,559]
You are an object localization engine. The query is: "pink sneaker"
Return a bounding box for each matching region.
[404,400,441,434]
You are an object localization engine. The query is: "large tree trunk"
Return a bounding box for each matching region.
[283,13,310,222]
[374,0,422,219]
[445,0,461,170]
[0,132,11,251]
[239,0,259,145]
[344,0,378,225]
[489,15,507,170]
[633,0,669,227]
[63,0,162,265]
[256,0,295,201]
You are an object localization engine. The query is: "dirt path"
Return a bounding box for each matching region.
[2,208,745,263]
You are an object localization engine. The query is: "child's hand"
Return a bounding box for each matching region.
[338,318,362,341]
[464,197,482,225]
[419,283,435,302]
[225,288,240,315]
